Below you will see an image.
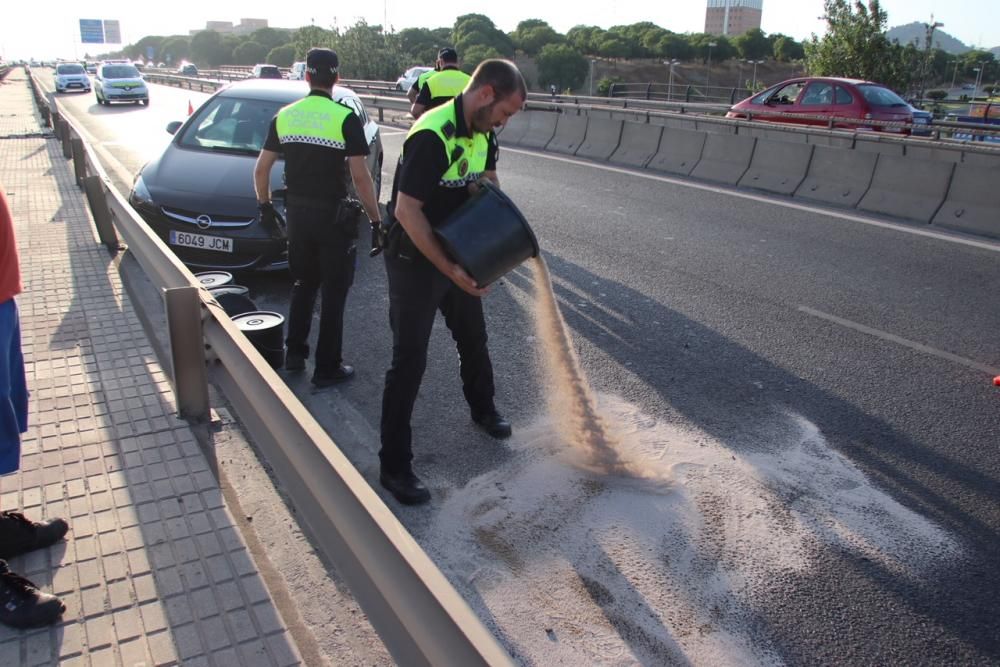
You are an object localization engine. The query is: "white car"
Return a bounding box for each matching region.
[288,62,306,80]
[94,62,149,106]
[55,63,91,94]
[395,66,433,92]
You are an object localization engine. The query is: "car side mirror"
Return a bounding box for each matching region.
[166,121,182,135]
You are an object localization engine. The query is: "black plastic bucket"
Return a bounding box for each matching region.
[433,181,539,286]
[194,271,233,288]
[208,285,257,317]
[231,311,285,369]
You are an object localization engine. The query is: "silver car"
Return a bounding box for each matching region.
[55,63,91,94]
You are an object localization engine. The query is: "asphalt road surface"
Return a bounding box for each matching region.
[43,72,1000,665]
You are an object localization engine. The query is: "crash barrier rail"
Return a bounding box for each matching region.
[609,81,753,105]
[26,71,513,667]
[0,66,11,81]
[498,100,1000,239]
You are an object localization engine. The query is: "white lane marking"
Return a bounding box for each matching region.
[797,305,1000,375]
[502,146,1000,254]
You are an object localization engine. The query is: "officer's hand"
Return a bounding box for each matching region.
[467,177,492,196]
[258,202,286,240]
[449,264,489,297]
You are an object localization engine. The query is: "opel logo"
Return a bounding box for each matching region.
[195,215,212,230]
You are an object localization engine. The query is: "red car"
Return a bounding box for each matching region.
[727,77,914,134]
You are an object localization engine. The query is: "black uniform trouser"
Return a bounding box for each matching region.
[379,251,496,473]
[284,204,356,376]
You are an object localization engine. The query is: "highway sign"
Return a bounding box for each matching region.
[103,20,121,44]
[80,19,104,44]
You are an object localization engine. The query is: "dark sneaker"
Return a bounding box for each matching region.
[284,351,306,372]
[311,364,355,387]
[471,410,512,439]
[379,469,431,505]
[0,560,65,628]
[0,512,69,560]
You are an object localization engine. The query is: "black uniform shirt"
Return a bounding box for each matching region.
[262,90,369,203]
[392,94,499,226]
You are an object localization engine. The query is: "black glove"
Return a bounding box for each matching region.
[258,201,286,240]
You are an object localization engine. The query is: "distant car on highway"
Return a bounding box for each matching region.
[907,104,934,137]
[129,79,384,271]
[94,62,148,106]
[395,66,433,91]
[288,61,306,80]
[251,64,282,79]
[727,77,914,134]
[177,63,198,77]
[54,62,91,94]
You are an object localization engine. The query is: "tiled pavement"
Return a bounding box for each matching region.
[0,69,303,665]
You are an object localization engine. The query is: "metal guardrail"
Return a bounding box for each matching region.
[26,69,513,667]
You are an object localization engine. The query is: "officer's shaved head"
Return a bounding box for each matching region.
[469,60,526,102]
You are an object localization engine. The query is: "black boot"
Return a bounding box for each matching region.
[471,409,512,439]
[0,511,69,559]
[379,468,431,505]
[0,560,65,628]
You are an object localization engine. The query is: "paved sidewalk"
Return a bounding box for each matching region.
[0,70,302,666]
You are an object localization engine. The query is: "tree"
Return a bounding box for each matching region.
[536,44,588,91]
[249,28,289,54]
[734,28,770,60]
[398,27,446,64]
[805,1,904,89]
[453,14,514,58]
[510,20,563,56]
[267,45,296,68]
[335,20,406,81]
[460,45,505,74]
[290,25,337,60]
[657,33,693,61]
[926,89,947,100]
[190,30,228,67]
[772,35,805,62]
[566,26,605,55]
[233,42,268,66]
[159,37,190,65]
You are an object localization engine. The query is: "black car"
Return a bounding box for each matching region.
[129,79,384,271]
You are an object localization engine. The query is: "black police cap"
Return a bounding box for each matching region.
[306,48,339,75]
[437,47,458,62]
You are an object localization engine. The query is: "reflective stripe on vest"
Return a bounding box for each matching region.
[406,99,489,189]
[425,69,471,101]
[275,95,353,150]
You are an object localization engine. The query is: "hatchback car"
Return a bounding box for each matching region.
[129,79,384,271]
[177,63,198,76]
[251,64,283,79]
[288,62,306,81]
[727,77,914,134]
[54,63,91,94]
[94,63,148,106]
[395,66,433,91]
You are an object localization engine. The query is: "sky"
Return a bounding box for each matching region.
[2,0,997,62]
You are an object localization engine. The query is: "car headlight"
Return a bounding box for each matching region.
[131,175,155,207]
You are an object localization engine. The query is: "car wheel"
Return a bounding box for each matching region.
[395,84,402,91]
[141,99,149,106]
[95,92,101,105]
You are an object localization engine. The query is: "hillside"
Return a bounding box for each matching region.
[887,22,970,53]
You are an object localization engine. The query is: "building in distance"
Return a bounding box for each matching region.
[705,0,763,37]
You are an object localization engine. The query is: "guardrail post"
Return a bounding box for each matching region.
[645,83,652,100]
[71,138,87,187]
[378,107,384,123]
[82,176,119,251]
[609,83,617,98]
[685,86,692,103]
[60,121,73,159]
[164,286,211,422]
[730,88,736,104]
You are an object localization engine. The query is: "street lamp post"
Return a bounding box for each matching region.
[664,59,679,101]
[917,18,944,105]
[971,63,986,114]
[737,59,745,89]
[950,59,960,95]
[706,41,717,96]
[589,59,595,96]
[751,59,764,91]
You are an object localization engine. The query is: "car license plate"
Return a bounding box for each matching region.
[169,230,233,253]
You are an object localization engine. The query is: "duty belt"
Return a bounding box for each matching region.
[285,193,343,211]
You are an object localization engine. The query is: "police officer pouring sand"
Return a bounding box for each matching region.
[378,59,527,505]
[410,47,470,120]
[254,48,381,387]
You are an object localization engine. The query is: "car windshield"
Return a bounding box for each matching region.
[103,65,140,78]
[178,95,283,153]
[857,84,907,107]
[57,64,85,75]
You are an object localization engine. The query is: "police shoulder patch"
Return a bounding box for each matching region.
[458,158,469,177]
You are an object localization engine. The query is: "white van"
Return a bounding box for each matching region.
[289,62,306,80]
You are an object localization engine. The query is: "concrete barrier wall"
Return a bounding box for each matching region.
[576,117,623,160]
[794,146,878,207]
[645,128,707,176]
[738,140,814,195]
[499,110,531,146]
[961,150,1000,169]
[519,111,559,149]
[857,155,955,223]
[546,114,589,155]
[932,163,1000,238]
[853,138,905,156]
[904,144,963,162]
[650,114,699,131]
[689,134,756,185]
[696,119,737,135]
[807,133,855,148]
[610,122,663,168]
